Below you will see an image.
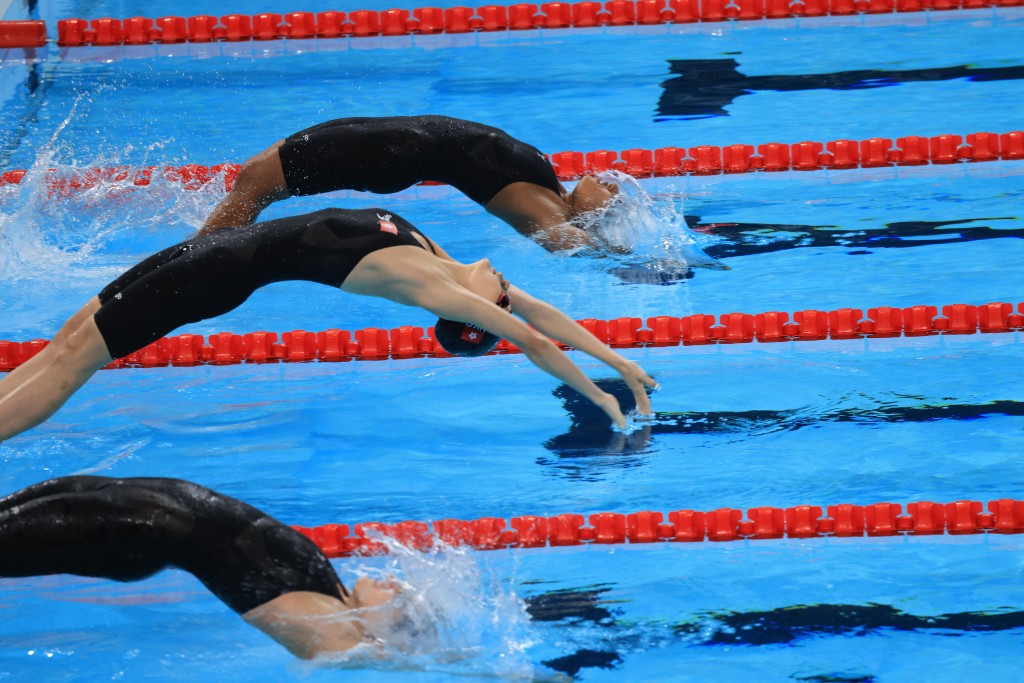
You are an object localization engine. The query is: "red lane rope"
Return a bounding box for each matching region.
[0,21,46,48]
[2,302,1021,372]
[1,130,1022,194]
[295,498,1024,557]
[39,2,1024,49]
[0,164,240,194]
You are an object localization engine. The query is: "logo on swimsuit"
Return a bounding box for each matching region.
[460,324,486,344]
[377,212,398,235]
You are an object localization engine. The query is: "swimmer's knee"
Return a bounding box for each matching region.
[53,298,102,342]
[232,158,276,196]
[53,318,112,371]
[232,161,270,197]
[234,150,287,201]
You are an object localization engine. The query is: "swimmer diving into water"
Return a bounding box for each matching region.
[0,207,656,443]
[0,475,402,659]
[200,115,619,251]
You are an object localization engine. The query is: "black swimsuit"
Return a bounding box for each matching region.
[277,115,563,206]
[0,476,344,614]
[94,207,433,360]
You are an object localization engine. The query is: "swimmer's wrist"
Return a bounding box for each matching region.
[606,354,635,372]
[596,393,625,422]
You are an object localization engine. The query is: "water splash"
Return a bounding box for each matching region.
[0,91,221,286]
[319,536,551,679]
[575,170,728,284]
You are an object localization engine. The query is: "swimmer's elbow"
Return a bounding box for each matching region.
[303,639,388,665]
[534,225,593,253]
[291,640,358,661]
[263,624,359,660]
[280,639,321,660]
[516,329,558,357]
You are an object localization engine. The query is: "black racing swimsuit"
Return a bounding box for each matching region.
[94,207,433,360]
[277,115,563,206]
[0,476,345,614]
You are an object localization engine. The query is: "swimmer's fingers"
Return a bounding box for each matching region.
[621,362,657,416]
[630,382,653,416]
[638,371,659,392]
[597,393,628,430]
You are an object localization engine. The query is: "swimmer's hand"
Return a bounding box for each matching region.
[596,393,630,430]
[614,359,659,417]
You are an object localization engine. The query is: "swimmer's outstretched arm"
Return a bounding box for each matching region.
[410,283,633,429]
[505,285,657,416]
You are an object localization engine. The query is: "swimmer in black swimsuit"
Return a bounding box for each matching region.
[200,115,618,251]
[0,207,656,442]
[0,475,401,659]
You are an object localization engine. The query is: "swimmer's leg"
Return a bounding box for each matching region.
[0,308,113,443]
[49,296,101,346]
[0,296,99,393]
[200,139,289,235]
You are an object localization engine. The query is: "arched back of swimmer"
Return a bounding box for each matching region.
[0,208,655,443]
[200,115,619,251]
[0,476,401,659]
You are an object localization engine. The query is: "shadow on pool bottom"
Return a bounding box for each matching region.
[694,215,1023,261]
[612,214,1023,285]
[526,585,1024,680]
[538,379,1024,478]
[656,60,1024,120]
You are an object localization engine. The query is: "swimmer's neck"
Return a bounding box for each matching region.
[436,259,474,288]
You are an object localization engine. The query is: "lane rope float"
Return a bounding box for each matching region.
[1,301,1021,372]
[1,130,1022,196]
[26,2,1024,49]
[294,497,1024,557]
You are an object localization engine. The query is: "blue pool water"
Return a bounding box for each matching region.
[2,4,1024,681]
